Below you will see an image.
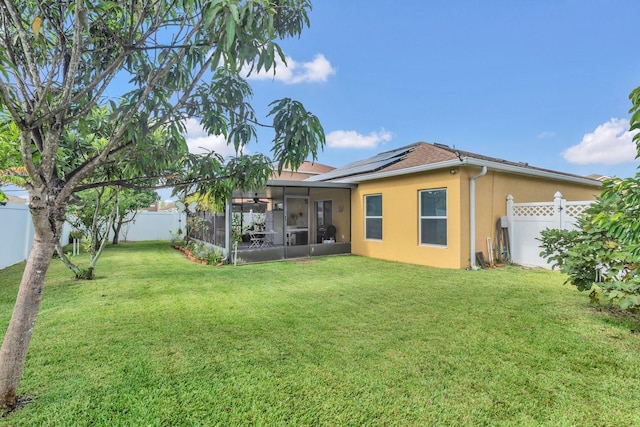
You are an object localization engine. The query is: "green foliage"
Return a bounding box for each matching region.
[205,248,225,265]
[0,0,324,210]
[189,241,225,265]
[0,110,23,201]
[231,212,244,243]
[169,229,185,245]
[629,85,640,153]
[111,188,159,243]
[115,188,158,216]
[269,98,325,174]
[539,177,640,310]
[67,188,115,247]
[185,192,224,214]
[186,215,210,240]
[539,84,640,311]
[538,228,580,271]
[0,0,324,409]
[0,111,20,172]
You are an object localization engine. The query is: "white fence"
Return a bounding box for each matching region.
[507,192,592,268]
[0,206,184,270]
[118,211,184,242]
[0,205,35,270]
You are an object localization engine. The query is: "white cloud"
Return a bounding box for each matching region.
[244,53,335,84]
[326,129,393,149]
[563,118,638,165]
[183,118,239,157]
[537,131,556,139]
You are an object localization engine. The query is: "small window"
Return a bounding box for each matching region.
[364,194,382,240]
[420,189,447,246]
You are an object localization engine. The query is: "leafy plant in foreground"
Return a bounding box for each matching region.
[0,0,322,410]
[540,85,640,312]
[540,178,640,311]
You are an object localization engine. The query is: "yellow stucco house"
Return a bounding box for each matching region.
[195,142,601,268]
[307,142,602,269]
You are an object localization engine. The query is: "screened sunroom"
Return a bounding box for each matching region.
[187,181,354,264]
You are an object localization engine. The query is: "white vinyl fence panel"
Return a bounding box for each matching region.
[0,206,184,270]
[507,192,592,268]
[119,211,184,242]
[0,205,34,270]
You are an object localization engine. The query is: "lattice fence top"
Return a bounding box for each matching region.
[564,202,591,218]
[513,204,555,217]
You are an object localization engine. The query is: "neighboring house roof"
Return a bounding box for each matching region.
[585,173,610,182]
[271,160,335,181]
[147,200,177,212]
[308,142,602,187]
[1,194,28,205]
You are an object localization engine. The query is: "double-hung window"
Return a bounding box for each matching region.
[420,189,447,246]
[364,194,382,240]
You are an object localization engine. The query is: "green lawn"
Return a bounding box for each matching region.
[1,241,639,426]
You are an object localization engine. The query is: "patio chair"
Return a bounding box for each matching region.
[249,231,262,248]
[325,225,337,242]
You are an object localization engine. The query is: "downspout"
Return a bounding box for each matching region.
[469,166,487,270]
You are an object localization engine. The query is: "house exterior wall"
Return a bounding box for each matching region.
[471,169,600,268]
[309,187,351,243]
[351,169,465,269]
[350,166,600,270]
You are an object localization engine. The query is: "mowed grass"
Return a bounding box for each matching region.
[1,241,639,426]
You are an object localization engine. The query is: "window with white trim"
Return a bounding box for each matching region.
[364,194,382,240]
[420,189,447,246]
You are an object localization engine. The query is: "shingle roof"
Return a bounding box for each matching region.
[308,142,601,184]
[272,160,336,181]
[305,144,418,181]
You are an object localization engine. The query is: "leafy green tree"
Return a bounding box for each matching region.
[0,113,24,203]
[61,186,119,279]
[539,85,640,311]
[62,104,164,278]
[0,0,322,410]
[56,186,157,279]
[111,188,159,245]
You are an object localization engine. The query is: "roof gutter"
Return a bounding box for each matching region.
[463,158,600,186]
[334,158,601,187]
[469,166,487,270]
[265,179,356,189]
[335,159,465,183]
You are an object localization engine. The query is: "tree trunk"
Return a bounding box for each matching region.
[0,192,62,411]
[55,243,84,279]
[111,219,123,245]
[111,190,121,245]
[86,201,117,280]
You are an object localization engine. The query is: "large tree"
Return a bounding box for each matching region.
[0,0,323,410]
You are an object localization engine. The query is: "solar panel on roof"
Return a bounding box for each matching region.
[307,143,419,181]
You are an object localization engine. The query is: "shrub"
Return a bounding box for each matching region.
[169,229,184,245]
[539,176,640,311]
[188,241,225,265]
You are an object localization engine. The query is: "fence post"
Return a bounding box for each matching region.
[553,191,565,229]
[506,194,514,259]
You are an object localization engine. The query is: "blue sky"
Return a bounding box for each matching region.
[189,0,640,179]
